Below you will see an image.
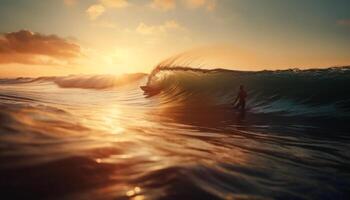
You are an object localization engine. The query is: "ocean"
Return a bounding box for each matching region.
[0,66,350,199]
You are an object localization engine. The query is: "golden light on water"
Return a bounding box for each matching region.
[126,186,142,197]
[79,106,125,134]
[131,195,145,200]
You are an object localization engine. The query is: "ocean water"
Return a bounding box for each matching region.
[0,66,350,200]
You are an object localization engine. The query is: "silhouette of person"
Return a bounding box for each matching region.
[233,85,247,110]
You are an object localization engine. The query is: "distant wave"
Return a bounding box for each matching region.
[145,65,350,119]
[53,74,146,89]
[0,73,146,89]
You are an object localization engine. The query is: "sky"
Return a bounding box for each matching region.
[0,0,349,77]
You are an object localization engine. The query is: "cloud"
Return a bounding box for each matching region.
[100,0,129,8]
[86,0,129,20]
[136,20,183,35]
[86,4,106,20]
[150,0,176,11]
[0,30,80,65]
[337,19,350,26]
[183,0,216,11]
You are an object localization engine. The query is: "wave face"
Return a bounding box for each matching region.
[1,67,350,200]
[146,66,350,119]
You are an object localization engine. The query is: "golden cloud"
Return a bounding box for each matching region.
[136,20,183,35]
[100,0,129,8]
[0,30,80,65]
[86,0,129,20]
[86,4,106,20]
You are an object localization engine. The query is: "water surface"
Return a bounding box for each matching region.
[1,68,350,199]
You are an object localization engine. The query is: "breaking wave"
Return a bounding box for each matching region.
[145,65,350,119]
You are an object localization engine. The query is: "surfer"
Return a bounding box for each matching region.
[233,85,247,110]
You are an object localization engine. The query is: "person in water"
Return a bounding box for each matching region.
[233,85,247,110]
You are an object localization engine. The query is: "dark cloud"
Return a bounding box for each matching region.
[0,30,80,65]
